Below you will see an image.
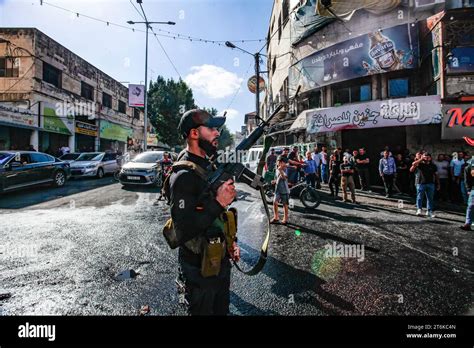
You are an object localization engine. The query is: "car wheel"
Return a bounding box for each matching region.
[53,170,66,187]
[97,168,104,179]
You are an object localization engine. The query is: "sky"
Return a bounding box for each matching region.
[0,0,274,133]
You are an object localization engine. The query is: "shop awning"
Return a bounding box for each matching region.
[289,110,310,130]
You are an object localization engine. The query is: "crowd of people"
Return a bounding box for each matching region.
[266,144,473,228]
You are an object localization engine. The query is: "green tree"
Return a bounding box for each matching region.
[148,76,196,148]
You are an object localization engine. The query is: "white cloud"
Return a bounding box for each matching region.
[185,64,243,99]
[223,108,240,120]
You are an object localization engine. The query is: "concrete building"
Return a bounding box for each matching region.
[0,28,144,155]
[264,0,473,163]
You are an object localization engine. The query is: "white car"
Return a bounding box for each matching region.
[118,151,176,186]
[70,152,119,178]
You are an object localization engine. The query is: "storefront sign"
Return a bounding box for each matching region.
[306,95,442,134]
[289,23,418,97]
[147,133,158,147]
[42,103,74,135]
[128,84,145,107]
[100,120,133,142]
[441,104,474,140]
[75,121,98,137]
[0,104,38,127]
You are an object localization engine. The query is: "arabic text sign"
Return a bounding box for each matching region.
[128,84,145,107]
[289,23,418,98]
[306,95,442,134]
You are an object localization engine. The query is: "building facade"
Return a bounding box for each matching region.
[0,28,144,155]
[264,0,473,161]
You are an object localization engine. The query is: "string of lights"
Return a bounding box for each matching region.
[39,1,266,47]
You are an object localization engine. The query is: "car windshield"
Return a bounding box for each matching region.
[131,152,163,163]
[60,153,80,160]
[0,153,13,165]
[76,153,103,161]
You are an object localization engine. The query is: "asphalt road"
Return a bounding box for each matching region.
[0,177,473,316]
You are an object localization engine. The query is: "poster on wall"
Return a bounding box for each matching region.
[289,23,418,97]
[306,95,442,134]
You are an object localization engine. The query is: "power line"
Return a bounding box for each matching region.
[225,61,254,111]
[39,1,266,46]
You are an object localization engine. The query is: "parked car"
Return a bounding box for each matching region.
[59,152,81,163]
[119,151,167,186]
[0,151,71,193]
[69,152,119,178]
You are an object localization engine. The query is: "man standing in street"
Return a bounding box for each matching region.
[461,158,473,230]
[340,155,357,203]
[266,148,277,172]
[379,150,397,198]
[287,146,300,184]
[304,151,317,188]
[410,153,440,218]
[355,147,371,191]
[168,109,240,315]
[320,145,329,184]
[311,147,322,188]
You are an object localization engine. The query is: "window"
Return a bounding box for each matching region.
[133,108,140,119]
[118,100,126,114]
[30,153,51,163]
[43,62,62,88]
[102,93,112,108]
[333,82,372,105]
[308,90,321,109]
[0,57,19,77]
[81,82,94,101]
[388,78,410,98]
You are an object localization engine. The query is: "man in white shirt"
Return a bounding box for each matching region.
[311,147,322,189]
[320,145,329,184]
[433,154,449,201]
[60,146,70,156]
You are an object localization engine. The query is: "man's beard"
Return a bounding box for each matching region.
[198,136,218,158]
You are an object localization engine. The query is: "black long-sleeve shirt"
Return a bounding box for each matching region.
[169,151,224,249]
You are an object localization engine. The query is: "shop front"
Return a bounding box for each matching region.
[99,120,132,153]
[75,121,98,152]
[294,94,443,181]
[0,104,39,151]
[39,102,74,155]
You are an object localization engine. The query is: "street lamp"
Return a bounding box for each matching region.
[128,5,175,151]
[225,41,267,123]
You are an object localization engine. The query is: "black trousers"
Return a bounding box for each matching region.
[329,174,340,196]
[358,167,371,190]
[382,174,395,195]
[179,254,231,316]
[305,172,317,188]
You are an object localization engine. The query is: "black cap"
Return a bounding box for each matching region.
[178,109,226,139]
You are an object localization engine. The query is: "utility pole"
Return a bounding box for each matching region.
[128,1,175,151]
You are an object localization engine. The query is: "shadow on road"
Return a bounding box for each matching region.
[0,176,117,209]
[237,240,357,315]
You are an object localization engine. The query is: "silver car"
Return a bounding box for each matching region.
[69,152,119,178]
[118,151,166,186]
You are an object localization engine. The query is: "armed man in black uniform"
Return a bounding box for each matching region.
[169,109,240,315]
